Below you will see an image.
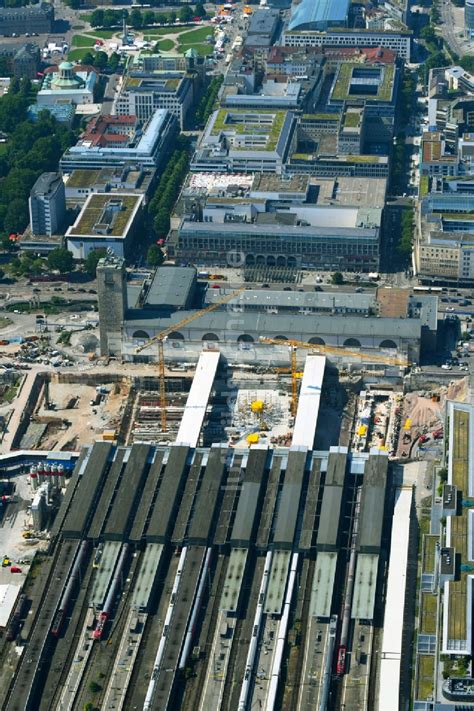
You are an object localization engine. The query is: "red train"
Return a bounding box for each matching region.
[336,645,347,675]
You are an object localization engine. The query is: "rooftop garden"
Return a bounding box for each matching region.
[70,195,140,236]
[343,110,361,129]
[302,112,339,121]
[67,169,101,188]
[210,109,287,152]
[331,63,395,102]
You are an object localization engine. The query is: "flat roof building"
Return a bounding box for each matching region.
[29,172,65,238]
[114,70,195,130]
[65,193,144,259]
[61,109,177,172]
[191,109,297,174]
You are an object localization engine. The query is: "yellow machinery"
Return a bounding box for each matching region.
[260,336,409,418]
[135,287,246,432]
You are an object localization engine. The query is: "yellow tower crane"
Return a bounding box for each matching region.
[260,336,409,417]
[135,287,246,432]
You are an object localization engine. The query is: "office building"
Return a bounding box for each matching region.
[466,0,474,33]
[191,109,297,174]
[64,166,155,203]
[29,172,66,238]
[114,71,195,130]
[60,109,177,171]
[282,28,411,60]
[65,193,144,259]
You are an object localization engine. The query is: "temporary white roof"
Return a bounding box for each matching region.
[377,487,413,711]
[291,355,326,449]
[175,350,220,447]
[0,584,20,627]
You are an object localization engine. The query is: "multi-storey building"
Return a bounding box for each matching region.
[282,28,411,60]
[415,183,474,282]
[60,109,177,171]
[113,71,195,130]
[0,43,40,79]
[0,2,53,35]
[191,109,298,174]
[29,172,66,237]
[65,193,144,259]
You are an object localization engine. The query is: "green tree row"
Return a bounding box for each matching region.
[148,146,190,237]
[398,207,414,257]
[194,76,223,128]
[90,4,205,29]
[80,51,120,74]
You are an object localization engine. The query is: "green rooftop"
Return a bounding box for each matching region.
[331,63,395,102]
[67,169,101,189]
[210,109,287,152]
[69,194,141,237]
[302,113,339,121]
[343,110,362,129]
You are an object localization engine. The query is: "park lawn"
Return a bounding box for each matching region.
[144,25,195,37]
[92,29,117,39]
[178,26,213,43]
[71,35,96,48]
[156,38,175,51]
[79,12,92,22]
[178,42,212,56]
[67,48,94,62]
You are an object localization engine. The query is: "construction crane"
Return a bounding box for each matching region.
[135,287,246,432]
[260,336,409,417]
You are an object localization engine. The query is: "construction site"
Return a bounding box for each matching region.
[0,272,469,711]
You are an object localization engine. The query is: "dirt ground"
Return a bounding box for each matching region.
[36,378,130,450]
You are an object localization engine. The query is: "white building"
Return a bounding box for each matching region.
[60,109,177,171]
[65,192,144,259]
[282,28,411,60]
[37,61,97,106]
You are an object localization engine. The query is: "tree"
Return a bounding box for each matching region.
[169,10,177,23]
[154,208,170,236]
[90,8,105,27]
[93,51,108,71]
[9,77,20,95]
[4,198,28,235]
[144,10,155,26]
[81,52,95,67]
[156,12,167,24]
[194,3,206,17]
[47,248,74,274]
[179,5,193,22]
[84,248,107,276]
[107,52,120,74]
[88,681,101,693]
[331,272,344,285]
[130,9,143,28]
[19,77,32,98]
[147,244,164,266]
